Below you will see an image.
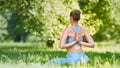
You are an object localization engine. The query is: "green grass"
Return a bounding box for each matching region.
[0,41,120,68]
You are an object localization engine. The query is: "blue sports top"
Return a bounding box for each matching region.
[66,26,83,46]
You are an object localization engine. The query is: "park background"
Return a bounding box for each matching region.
[0,0,120,68]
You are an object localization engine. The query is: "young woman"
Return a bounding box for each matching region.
[48,10,95,65]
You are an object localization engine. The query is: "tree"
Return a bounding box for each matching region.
[79,0,120,42]
[0,0,30,42]
[0,0,81,45]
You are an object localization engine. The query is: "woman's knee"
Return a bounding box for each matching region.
[81,55,89,64]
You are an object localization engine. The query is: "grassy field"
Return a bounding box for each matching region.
[0,41,120,68]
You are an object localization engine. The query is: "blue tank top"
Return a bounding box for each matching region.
[66,26,83,46]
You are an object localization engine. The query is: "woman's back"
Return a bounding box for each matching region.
[66,26,84,53]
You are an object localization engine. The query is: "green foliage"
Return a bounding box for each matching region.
[0,0,30,42]
[26,0,81,46]
[79,0,120,41]
[0,0,120,43]
[0,15,8,41]
[80,13,102,35]
[0,0,80,44]
[79,0,102,35]
[38,0,80,46]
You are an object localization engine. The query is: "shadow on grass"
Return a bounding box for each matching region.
[0,46,120,65]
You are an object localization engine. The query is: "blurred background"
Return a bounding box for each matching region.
[0,0,120,47]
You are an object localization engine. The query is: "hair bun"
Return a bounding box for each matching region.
[70,10,81,21]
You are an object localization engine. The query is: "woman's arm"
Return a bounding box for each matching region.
[60,28,77,49]
[78,29,95,48]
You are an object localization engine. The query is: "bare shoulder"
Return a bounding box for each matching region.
[80,26,88,33]
[62,27,71,33]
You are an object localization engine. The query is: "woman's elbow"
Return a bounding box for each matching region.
[90,43,95,48]
[60,45,64,49]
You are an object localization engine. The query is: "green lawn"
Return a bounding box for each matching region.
[0,41,120,68]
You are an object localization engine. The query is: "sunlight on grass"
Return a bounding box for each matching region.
[0,41,120,68]
[84,41,120,53]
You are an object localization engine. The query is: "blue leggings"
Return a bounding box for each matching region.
[47,52,89,65]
